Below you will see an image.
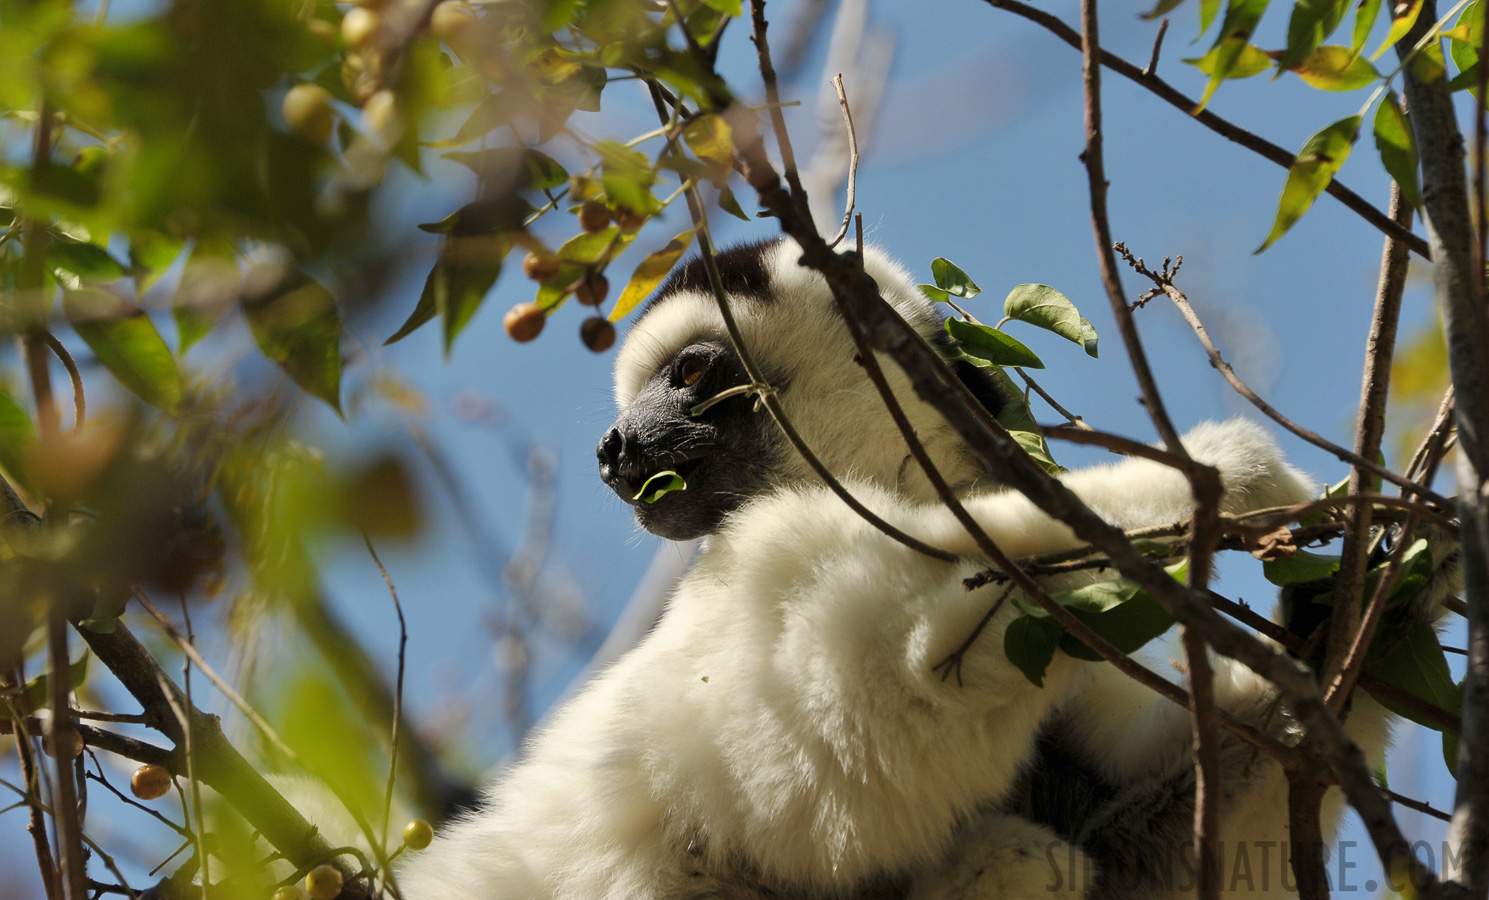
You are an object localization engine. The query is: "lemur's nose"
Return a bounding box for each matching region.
[597,427,644,500]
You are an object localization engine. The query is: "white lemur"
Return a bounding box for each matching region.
[395,239,1444,899]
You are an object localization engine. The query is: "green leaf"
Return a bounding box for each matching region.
[1352,0,1382,52]
[931,258,982,298]
[981,366,1063,475]
[682,114,735,171]
[1277,0,1352,72]
[417,195,532,236]
[1257,115,1361,252]
[1184,42,1274,79]
[1374,93,1424,212]
[172,241,239,354]
[1449,1,1483,96]
[1056,580,1174,661]
[610,229,695,322]
[1002,284,1099,358]
[1371,0,1423,61]
[440,148,569,191]
[0,387,36,490]
[714,185,749,220]
[418,234,510,355]
[241,268,343,414]
[1292,44,1381,89]
[127,230,185,293]
[1143,0,1189,19]
[1365,619,1460,738]
[1199,0,1222,35]
[25,651,89,710]
[64,289,181,413]
[1004,612,1064,687]
[79,587,130,634]
[596,141,659,214]
[946,318,1045,369]
[49,236,127,287]
[1194,0,1274,113]
[698,0,742,16]
[1263,548,1342,585]
[428,91,515,149]
[920,285,954,303]
[635,470,687,503]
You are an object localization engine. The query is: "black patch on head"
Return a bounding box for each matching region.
[637,239,783,322]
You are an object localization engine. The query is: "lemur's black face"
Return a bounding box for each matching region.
[597,339,778,540]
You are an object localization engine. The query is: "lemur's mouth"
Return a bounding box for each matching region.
[610,449,711,506]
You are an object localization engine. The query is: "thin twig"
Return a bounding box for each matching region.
[1327,182,1414,714]
[47,610,86,900]
[131,590,297,761]
[1144,17,1168,77]
[363,535,407,863]
[1016,371,1090,429]
[1119,242,1454,509]
[749,0,815,233]
[1077,3,1220,895]
[1389,789,1453,822]
[9,693,60,900]
[826,74,858,249]
[979,0,1429,260]
[39,332,84,432]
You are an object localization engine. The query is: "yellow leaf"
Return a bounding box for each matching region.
[682,114,734,168]
[610,230,696,322]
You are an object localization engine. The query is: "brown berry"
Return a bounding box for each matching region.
[282,84,335,146]
[304,864,343,900]
[614,208,646,232]
[130,764,173,801]
[578,200,610,234]
[504,303,546,342]
[581,317,616,353]
[575,272,609,306]
[429,2,478,46]
[341,7,379,49]
[402,818,434,850]
[522,252,561,282]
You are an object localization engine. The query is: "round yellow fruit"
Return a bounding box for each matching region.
[282,84,335,146]
[402,818,434,850]
[304,864,343,900]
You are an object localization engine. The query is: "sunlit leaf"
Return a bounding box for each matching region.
[595,141,658,214]
[698,0,742,16]
[427,91,515,148]
[64,289,181,413]
[1292,44,1380,90]
[635,470,686,503]
[946,318,1045,369]
[127,230,184,293]
[1373,92,1424,212]
[1449,0,1482,92]
[682,113,735,169]
[1002,284,1098,358]
[1352,0,1382,52]
[1184,42,1274,79]
[241,268,343,414]
[1257,115,1361,252]
[1199,0,1222,35]
[49,237,127,286]
[1277,0,1351,71]
[1143,0,1189,19]
[931,258,981,298]
[1371,0,1423,61]
[1194,0,1273,113]
[610,229,695,322]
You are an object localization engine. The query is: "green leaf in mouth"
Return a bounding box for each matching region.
[635,470,687,504]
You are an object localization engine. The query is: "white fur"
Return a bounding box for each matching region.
[398,419,1316,899]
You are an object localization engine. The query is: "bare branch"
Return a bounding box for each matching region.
[825,74,859,250]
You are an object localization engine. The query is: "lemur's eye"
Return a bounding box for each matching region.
[678,356,708,387]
